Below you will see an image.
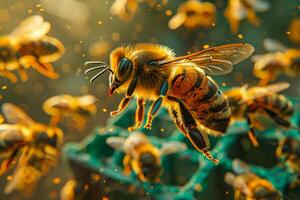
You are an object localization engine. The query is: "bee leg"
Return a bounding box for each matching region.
[50,115,61,127]
[128,98,145,131]
[123,155,132,176]
[28,56,59,79]
[177,100,219,164]
[144,80,168,129]
[18,68,28,81]
[246,115,259,147]
[110,77,138,117]
[0,71,18,83]
[0,148,19,176]
[264,108,291,128]
[169,109,187,136]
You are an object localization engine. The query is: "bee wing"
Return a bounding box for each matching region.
[240,82,290,104]
[157,43,254,76]
[263,38,288,52]
[250,0,271,12]
[160,141,187,156]
[1,103,35,126]
[168,13,187,30]
[78,95,97,106]
[110,0,128,15]
[10,15,50,41]
[106,137,125,151]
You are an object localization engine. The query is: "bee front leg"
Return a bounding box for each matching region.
[110,77,138,117]
[144,80,168,129]
[128,98,145,131]
[177,100,219,164]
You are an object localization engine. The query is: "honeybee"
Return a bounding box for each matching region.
[276,137,300,189]
[110,0,139,22]
[85,42,254,163]
[43,94,97,130]
[224,0,270,33]
[0,15,64,83]
[225,172,281,199]
[106,132,187,182]
[224,82,294,146]
[168,0,216,30]
[252,38,300,85]
[0,103,63,195]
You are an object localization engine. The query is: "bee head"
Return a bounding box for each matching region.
[108,57,133,96]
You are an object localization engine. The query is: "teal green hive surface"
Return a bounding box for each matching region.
[63,100,300,200]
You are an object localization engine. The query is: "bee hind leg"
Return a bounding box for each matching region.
[0,70,18,83]
[169,109,187,136]
[128,98,145,131]
[110,77,138,117]
[246,115,259,147]
[144,80,168,129]
[177,100,219,164]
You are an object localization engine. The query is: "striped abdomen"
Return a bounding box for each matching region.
[249,94,294,118]
[169,67,230,135]
[0,126,24,156]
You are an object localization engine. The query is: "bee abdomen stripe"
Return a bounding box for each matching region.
[199,81,218,103]
[209,98,228,113]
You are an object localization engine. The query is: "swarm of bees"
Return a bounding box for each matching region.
[43,94,97,131]
[106,132,186,182]
[0,15,64,83]
[0,103,63,195]
[168,0,216,30]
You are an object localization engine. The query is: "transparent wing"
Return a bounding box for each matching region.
[252,0,271,12]
[263,38,288,52]
[157,43,255,76]
[106,137,125,150]
[11,15,50,41]
[78,95,97,106]
[160,141,187,156]
[168,13,187,30]
[1,103,35,126]
[110,0,128,15]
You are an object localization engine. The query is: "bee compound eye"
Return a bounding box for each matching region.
[117,57,133,80]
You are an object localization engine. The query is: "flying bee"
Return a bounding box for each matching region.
[0,103,63,194]
[168,0,216,30]
[224,0,270,33]
[276,137,300,189]
[0,15,64,83]
[106,132,187,182]
[110,0,139,22]
[225,172,281,199]
[85,42,254,163]
[224,82,294,146]
[252,38,300,85]
[43,94,97,130]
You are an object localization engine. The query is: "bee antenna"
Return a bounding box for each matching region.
[85,66,108,74]
[84,61,107,67]
[89,67,110,83]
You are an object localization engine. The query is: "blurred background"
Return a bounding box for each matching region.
[0,0,299,199]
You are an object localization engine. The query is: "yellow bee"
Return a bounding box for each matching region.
[225,172,281,199]
[252,38,300,85]
[106,132,186,182]
[224,82,294,146]
[110,0,139,22]
[224,0,270,33]
[85,42,254,163]
[276,137,300,189]
[0,15,64,83]
[168,0,216,30]
[0,103,63,195]
[43,94,97,130]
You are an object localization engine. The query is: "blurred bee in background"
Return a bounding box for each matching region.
[85,42,254,163]
[43,94,97,131]
[288,18,300,44]
[225,159,282,200]
[224,0,270,33]
[0,15,64,83]
[224,82,294,146]
[0,103,63,195]
[252,38,300,85]
[60,179,78,200]
[110,0,139,22]
[276,137,300,189]
[106,132,186,182]
[168,0,216,30]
